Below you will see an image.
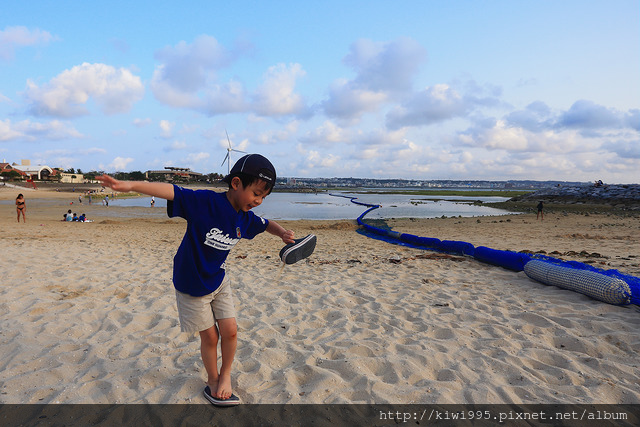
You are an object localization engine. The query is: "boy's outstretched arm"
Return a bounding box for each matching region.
[96,175,175,201]
[266,220,295,244]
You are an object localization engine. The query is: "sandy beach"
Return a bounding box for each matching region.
[1,186,639,405]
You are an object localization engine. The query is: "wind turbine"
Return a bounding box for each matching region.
[221,130,246,174]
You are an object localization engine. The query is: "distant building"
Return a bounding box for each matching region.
[9,160,55,180]
[145,166,203,182]
[60,172,84,183]
[0,162,24,175]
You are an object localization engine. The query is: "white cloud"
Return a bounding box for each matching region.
[186,152,210,163]
[25,63,144,117]
[323,79,388,121]
[459,119,589,154]
[159,120,174,138]
[233,138,250,152]
[349,131,424,174]
[480,120,530,151]
[299,121,346,145]
[456,99,640,172]
[108,156,134,171]
[0,119,83,141]
[294,144,341,174]
[626,109,640,131]
[357,146,379,160]
[167,140,187,150]
[150,65,204,109]
[253,63,307,117]
[386,84,466,129]
[31,147,107,169]
[322,37,426,121]
[151,35,249,113]
[133,118,152,127]
[603,138,640,159]
[385,81,502,130]
[353,128,407,149]
[304,150,339,169]
[248,122,299,145]
[80,147,108,155]
[0,26,54,60]
[153,35,234,93]
[557,100,625,130]
[506,100,638,135]
[344,37,426,93]
[0,119,22,141]
[151,37,308,118]
[504,101,553,131]
[201,81,247,114]
[460,151,473,163]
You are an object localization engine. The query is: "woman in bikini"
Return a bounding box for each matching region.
[16,193,26,223]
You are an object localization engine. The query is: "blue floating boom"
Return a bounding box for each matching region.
[335,194,640,306]
[474,246,532,272]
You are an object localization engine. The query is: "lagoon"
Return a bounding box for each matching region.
[100,190,514,220]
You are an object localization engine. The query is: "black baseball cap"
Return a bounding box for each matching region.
[222,154,276,185]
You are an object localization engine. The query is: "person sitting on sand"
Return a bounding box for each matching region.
[97,154,295,406]
[66,209,73,221]
[16,194,26,223]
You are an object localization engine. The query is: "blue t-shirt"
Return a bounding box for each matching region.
[167,185,269,297]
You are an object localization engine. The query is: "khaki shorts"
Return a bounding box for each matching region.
[175,278,236,333]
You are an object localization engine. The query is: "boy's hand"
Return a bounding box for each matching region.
[281,229,295,244]
[266,220,294,243]
[96,175,132,192]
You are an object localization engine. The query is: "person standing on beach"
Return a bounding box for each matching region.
[16,193,26,223]
[97,154,294,406]
[536,201,544,220]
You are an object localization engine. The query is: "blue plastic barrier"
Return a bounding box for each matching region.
[474,246,532,272]
[333,193,640,306]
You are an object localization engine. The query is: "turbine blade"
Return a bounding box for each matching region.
[225,129,232,148]
[221,152,229,166]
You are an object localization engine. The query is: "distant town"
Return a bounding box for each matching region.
[1,159,592,190]
[279,177,586,190]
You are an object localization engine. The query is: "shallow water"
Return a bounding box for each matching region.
[94,191,513,220]
[2,190,514,220]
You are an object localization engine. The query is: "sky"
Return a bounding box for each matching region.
[1,0,639,183]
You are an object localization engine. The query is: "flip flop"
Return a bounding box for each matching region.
[203,385,241,407]
[279,234,317,264]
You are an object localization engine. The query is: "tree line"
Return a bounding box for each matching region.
[1,167,225,183]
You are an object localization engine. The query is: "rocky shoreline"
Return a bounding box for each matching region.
[489,183,640,214]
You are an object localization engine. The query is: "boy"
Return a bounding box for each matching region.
[97,154,294,406]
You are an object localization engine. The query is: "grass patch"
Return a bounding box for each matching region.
[90,192,142,199]
[350,189,532,198]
